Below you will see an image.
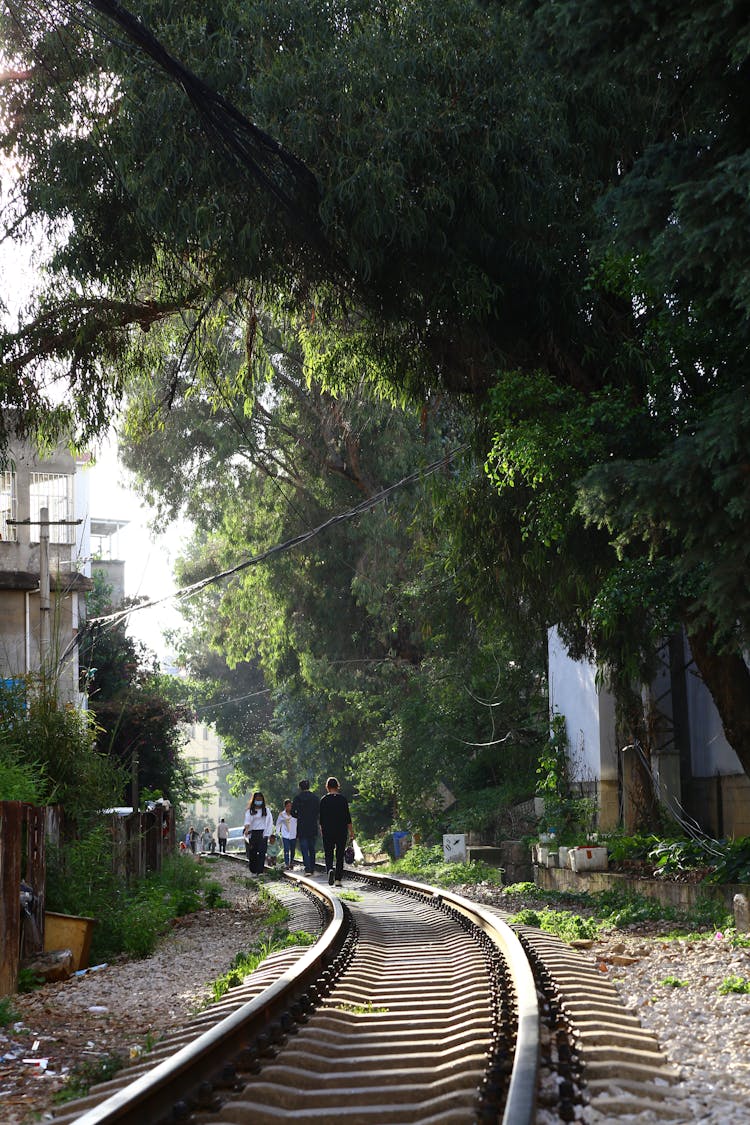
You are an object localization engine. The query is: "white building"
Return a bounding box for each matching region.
[549,628,750,837]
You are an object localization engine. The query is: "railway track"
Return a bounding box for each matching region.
[47,858,683,1124]
[50,861,538,1125]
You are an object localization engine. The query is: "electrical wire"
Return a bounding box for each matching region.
[88,443,467,631]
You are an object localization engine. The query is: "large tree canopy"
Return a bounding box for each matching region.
[119,327,547,829]
[2,0,750,782]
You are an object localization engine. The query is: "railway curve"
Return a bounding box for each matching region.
[50,861,539,1125]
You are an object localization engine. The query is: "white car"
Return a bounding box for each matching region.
[226,826,246,853]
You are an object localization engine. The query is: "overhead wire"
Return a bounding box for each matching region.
[88,443,466,630]
[6,2,469,646]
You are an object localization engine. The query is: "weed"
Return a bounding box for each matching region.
[210,930,315,1002]
[333,1000,389,1014]
[0,997,19,1026]
[16,968,45,993]
[717,975,750,995]
[203,881,230,909]
[53,1053,124,1104]
[660,976,688,988]
[257,885,290,928]
[230,874,258,890]
[381,844,503,887]
[509,907,601,942]
[338,891,362,902]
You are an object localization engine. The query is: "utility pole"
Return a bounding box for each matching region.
[7,510,83,672]
[39,506,50,667]
[132,750,140,812]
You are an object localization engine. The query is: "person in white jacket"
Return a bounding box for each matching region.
[243,792,274,873]
[275,799,298,870]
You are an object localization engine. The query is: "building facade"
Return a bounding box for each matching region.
[549,628,750,838]
[0,440,92,703]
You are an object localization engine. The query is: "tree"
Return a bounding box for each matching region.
[3,0,750,782]
[79,573,201,806]
[119,336,547,830]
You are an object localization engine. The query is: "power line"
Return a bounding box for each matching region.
[89,444,466,631]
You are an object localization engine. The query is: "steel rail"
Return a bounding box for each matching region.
[69,880,344,1125]
[384,874,540,1125]
[63,862,539,1125]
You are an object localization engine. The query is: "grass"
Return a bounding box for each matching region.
[256,885,290,927]
[508,906,602,942]
[53,1053,125,1104]
[717,975,750,995]
[210,930,316,1002]
[333,1000,389,1014]
[381,844,504,888]
[499,881,732,939]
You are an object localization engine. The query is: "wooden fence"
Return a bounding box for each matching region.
[0,803,175,996]
[0,801,56,996]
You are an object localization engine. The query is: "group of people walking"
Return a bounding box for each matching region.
[242,777,355,884]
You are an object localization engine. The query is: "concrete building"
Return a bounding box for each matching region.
[89,518,129,607]
[549,628,750,837]
[0,440,92,703]
[180,721,243,839]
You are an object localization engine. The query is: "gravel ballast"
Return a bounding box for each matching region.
[2,867,749,1124]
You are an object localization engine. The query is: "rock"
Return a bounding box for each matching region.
[606,954,641,966]
[22,950,74,983]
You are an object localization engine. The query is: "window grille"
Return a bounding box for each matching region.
[0,469,17,541]
[30,473,75,544]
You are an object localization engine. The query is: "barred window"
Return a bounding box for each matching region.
[30,473,75,544]
[0,469,17,541]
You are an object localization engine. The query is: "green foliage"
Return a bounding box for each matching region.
[534,715,596,843]
[79,588,200,808]
[16,969,44,994]
[604,832,750,885]
[46,836,223,961]
[0,677,124,826]
[717,975,750,996]
[706,839,750,885]
[382,844,504,887]
[256,885,290,928]
[3,0,750,784]
[211,930,315,1003]
[509,906,602,943]
[0,997,20,1026]
[660,976,688,989]
[53,1054,125,1104]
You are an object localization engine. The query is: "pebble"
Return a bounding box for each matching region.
[456,882,750,1124]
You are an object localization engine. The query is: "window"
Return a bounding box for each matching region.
[0,469,17,541]
[30,472,75,544]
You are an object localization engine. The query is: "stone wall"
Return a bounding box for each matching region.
[535,862,749,913]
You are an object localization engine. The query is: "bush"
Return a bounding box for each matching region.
[382,844,504,887]
[47,834,224,961]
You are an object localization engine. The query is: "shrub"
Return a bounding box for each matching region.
[0,997,19,1026]
[717,975,750,995]
[47,837,225,961]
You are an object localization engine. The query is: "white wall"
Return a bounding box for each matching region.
[548,627,602,782]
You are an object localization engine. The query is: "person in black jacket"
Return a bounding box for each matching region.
[291,780,320,875]
[318,776,354,887]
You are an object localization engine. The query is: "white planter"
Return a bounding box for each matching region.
[569,845,608,872]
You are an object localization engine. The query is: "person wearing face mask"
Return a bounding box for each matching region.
[243,791,274,873]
